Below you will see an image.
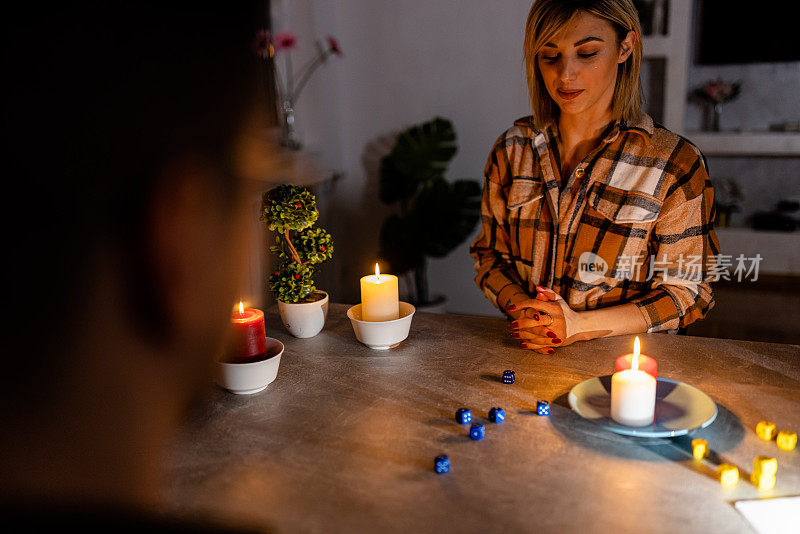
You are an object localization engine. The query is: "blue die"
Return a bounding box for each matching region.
[469,423,485,440]
[502,370,515,384]
[488,407,505,423]
[455,408,472,424]
[537,400,550,416]
[434,454,450,474]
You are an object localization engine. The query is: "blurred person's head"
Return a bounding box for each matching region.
[2,1,267,516]
[524,0,643,129]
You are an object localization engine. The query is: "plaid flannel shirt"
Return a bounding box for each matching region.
[469,114,720,332]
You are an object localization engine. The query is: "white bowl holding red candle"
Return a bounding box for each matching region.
[347,301,415,350]
[216,337,285,394]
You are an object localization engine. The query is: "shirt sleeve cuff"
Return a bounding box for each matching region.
[496,282,527,314]
[630,288,682,333]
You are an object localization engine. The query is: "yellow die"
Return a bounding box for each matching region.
[753,456,778,477]
[716,464,739,486]
[756,421,778,441]
[776,430,797,451]
[750,470,776,490]
[692,439,708,459]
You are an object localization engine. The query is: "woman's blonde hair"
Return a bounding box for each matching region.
[524,0,643,129]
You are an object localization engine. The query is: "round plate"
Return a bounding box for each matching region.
[568,375,718,437]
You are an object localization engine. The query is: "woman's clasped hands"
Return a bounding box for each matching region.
[506,286,583,354]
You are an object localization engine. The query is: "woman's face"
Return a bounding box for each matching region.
[537,11,634,121]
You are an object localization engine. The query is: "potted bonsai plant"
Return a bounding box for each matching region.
[261,184,333,337]
[378,117,481,311]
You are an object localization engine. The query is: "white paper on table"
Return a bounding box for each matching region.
[734,496,800,534]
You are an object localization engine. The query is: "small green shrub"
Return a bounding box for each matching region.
[261,185,333,303]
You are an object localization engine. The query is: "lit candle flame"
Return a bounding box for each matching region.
[375,263,381,281]
[631,336,641,372]
[238,301,244,316]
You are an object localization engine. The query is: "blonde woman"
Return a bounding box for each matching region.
[470,0,720,354]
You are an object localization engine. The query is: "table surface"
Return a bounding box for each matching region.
[164,304,800,533]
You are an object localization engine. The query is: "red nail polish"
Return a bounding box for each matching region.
[511,332,520,338]
[507,304,517,311]
[552,338,562,344]
[547,348,555,354]
[546,331,557,338]
[510,321,519,329]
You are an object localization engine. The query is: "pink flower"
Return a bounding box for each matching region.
[274,31,297,51]
[253,29,271,59]
[326,36,343,56]
[704,82,733,102]
[695,79,741,104]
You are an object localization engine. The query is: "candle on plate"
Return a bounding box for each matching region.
[227,301,267,362]
[360,263,399,322]
[610,337,656,426]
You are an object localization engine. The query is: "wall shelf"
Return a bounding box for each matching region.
[687,132,800,157]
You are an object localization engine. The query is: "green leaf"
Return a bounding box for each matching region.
[408,177,481,258]
[268,261,317,303]
[261,184,319,234]
[378,213,425,274]
[379,116,458,205]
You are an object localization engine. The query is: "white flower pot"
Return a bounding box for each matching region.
[277,291,329,338]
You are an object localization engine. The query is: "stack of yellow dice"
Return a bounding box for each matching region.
[751,456,777,490]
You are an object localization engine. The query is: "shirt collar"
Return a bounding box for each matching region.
[514,113,654,146]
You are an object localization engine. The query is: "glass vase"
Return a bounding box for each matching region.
[711,102,722,132]
[280,98,301,150]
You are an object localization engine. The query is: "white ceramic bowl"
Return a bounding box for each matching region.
[347,301,415,350]
[216,337,284,394]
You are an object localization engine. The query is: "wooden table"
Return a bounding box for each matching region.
[164,304,800,533]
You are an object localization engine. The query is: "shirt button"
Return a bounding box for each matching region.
[575,167,585,178]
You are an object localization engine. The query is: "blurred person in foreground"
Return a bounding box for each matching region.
[1,3,270,531]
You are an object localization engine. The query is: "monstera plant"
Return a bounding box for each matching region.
[379,117,481,307]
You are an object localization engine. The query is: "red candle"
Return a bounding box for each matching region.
[227,302,267,362]
[615,353,658,379]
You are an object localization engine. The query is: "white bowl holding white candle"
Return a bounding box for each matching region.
[216,337,285,394]
[347,301,415,350]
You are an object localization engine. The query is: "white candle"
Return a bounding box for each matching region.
[610,337,656,426]
[360,263,399,322]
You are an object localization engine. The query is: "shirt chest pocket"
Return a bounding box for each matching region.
[579,182,663,282]
[587,182,662,223]
[507,179,544,210]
